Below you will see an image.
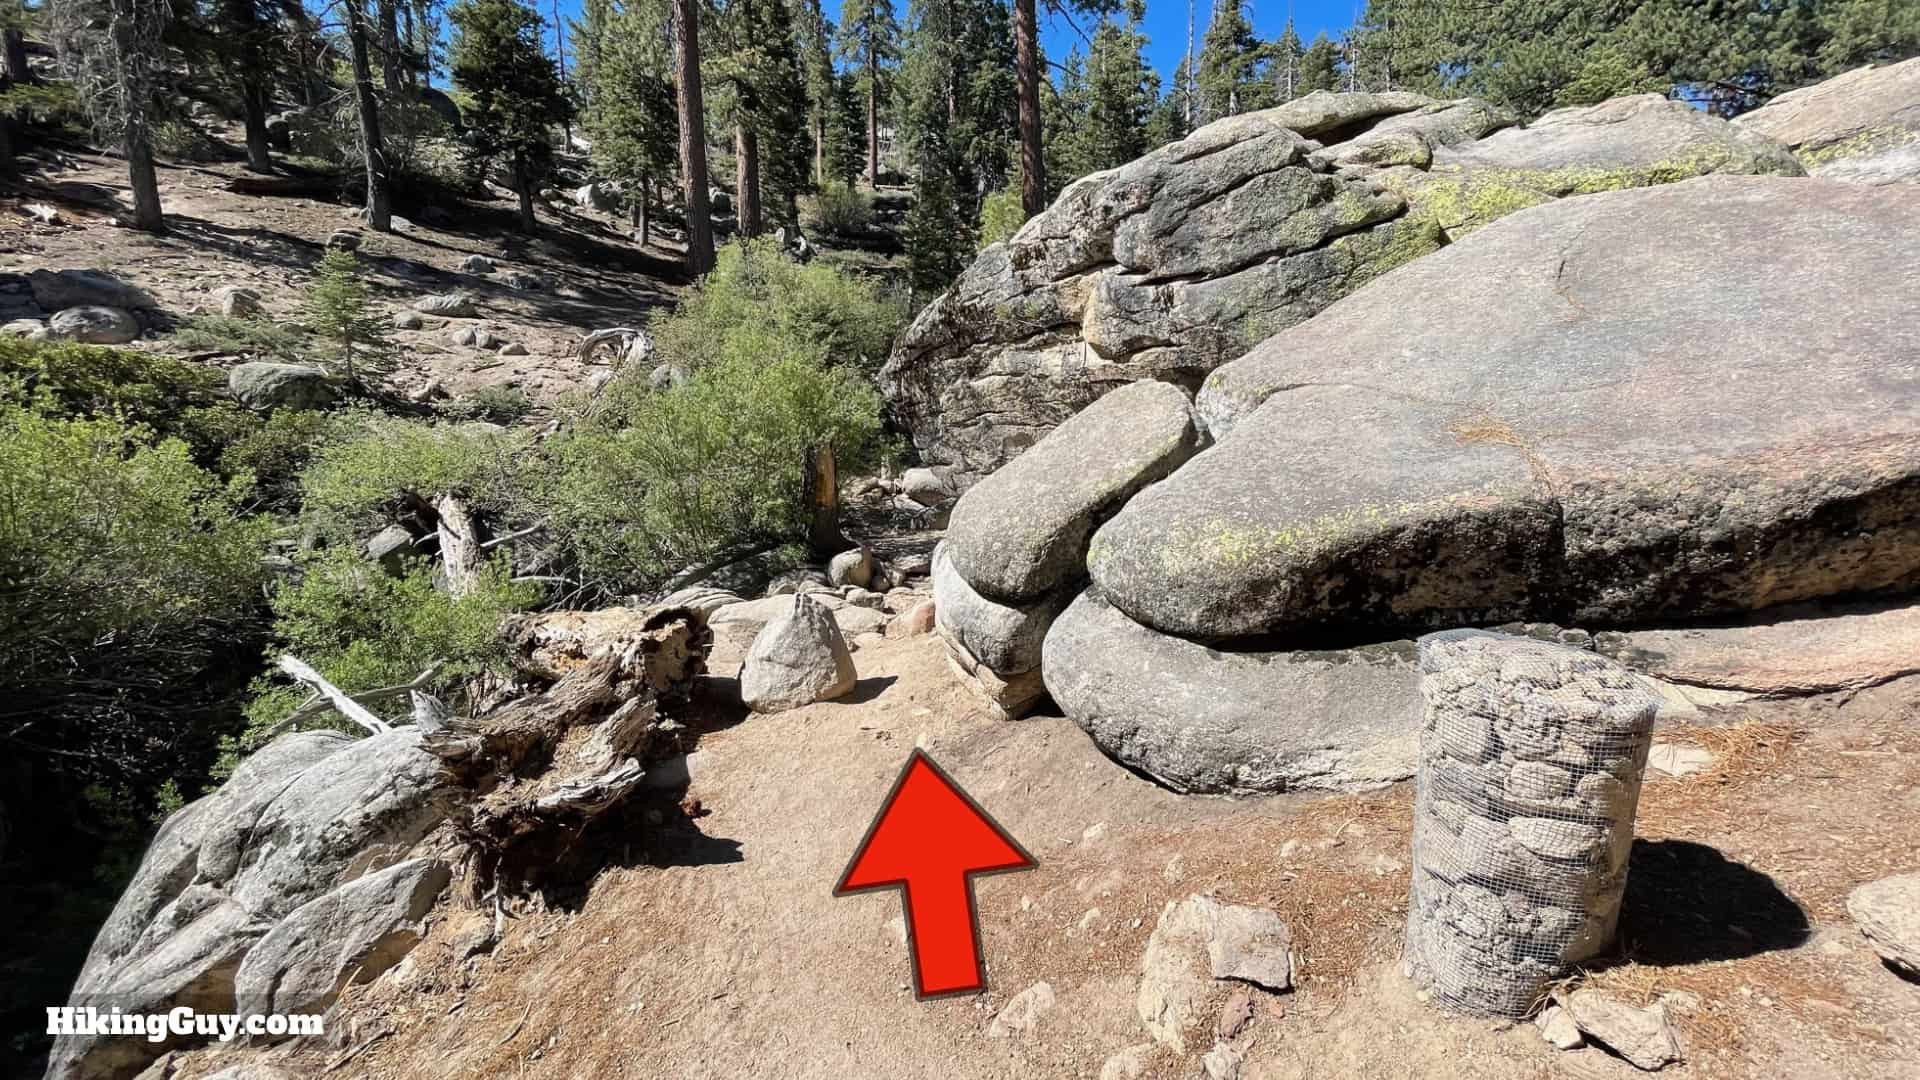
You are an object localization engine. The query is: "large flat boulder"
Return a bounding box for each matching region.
[1375,94,1804,239]
[1436,94,1800,177]
[1041,591,1424,794]
[49,729,453,1080]
[945,380,1200,601]
[1736,58,1920,184]
[880,90,1810,485]
[232,858,450,1018]
[1088,177,1920,641]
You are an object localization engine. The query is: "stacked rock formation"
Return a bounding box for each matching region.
[881,90,1803,482]
[933,379,1200,718]
[1403,630,1660,1017]
[911,173,1920,799]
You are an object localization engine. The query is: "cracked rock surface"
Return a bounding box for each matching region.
[1091,177,1920,641]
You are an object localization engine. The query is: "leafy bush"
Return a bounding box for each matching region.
[548,350,886,597]
[239,548,542,740]
[218,408,357,507]
[152,117,228,163]
[978,184,1026,250]
[649,237,906,376]
[0,401,269,804]
[0,336,255,465]
[448,384,534,424]
[803,181,875,236]
[298,416,541,542]
[173,314,312,363]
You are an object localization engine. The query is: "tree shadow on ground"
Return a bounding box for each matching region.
[1612,838,1810,966]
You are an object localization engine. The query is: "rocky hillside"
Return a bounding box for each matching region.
[33,71,1920,1080]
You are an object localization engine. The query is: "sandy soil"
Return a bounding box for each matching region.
[158,632,1920,1080]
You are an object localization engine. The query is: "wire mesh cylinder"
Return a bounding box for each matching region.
[1405,629,1661,1017]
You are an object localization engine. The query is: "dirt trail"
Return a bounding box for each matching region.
[168,634,1920,1080]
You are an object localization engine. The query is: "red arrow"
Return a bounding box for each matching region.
[834,749,1037,999]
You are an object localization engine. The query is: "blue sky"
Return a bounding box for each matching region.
[541,0,1362,90]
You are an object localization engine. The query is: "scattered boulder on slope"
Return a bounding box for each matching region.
[1736,57,1920,184]
[1087,177,1919,642]
[879,89,1812,482]
[945,380,1201,601]
[48,730,454,1080]
[228,362,339,411]
[232,858,450,1019]
[739,593,857,712]
[1848,871,1920,976]
[48,305,140,344]
[28,268,155,311]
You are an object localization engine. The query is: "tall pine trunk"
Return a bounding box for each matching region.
[345,0,391,231]
[378,0,405,96]
[110,0,163,230]
[675,0,714,274]
[736,125,763,237]
[515,157,536,231]
[865,41,879,185]
[124,113,163,231]
[3,28,27,82]
[814,113,826,185]
[1014,0,1043,215]
[241,80,273,171]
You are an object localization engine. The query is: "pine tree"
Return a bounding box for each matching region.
[305,248,393,383]
[836,0,901,185]
[449,0,574,231]
[797,0,838,184]
[1299,33,1341,94]
[1195,0,1259,121]
[675,0,715,273]
[51,0,170,230]
[757,0,813,226]
[1078,18,1155,173]
[825,71,866,186]
[586,3,677,243]
[1268,17,1304,103]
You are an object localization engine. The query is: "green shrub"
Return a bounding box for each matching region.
[0,336,256,465]
[240,548,542,740]
[803,181,875,236]
[0,404,269,653]
[549,350,886,597]
[0,401,270,809]
[153,117,228,163]
[174,314,313,363]
[650,237,906,376]
[219,408,358,505]
[298,416,540,541]
[978,184,1026,250]
[448,384,534,424]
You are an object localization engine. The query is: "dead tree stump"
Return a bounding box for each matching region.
[1405,629,1661,1017]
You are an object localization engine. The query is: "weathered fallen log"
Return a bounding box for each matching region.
[500,604,711,685]
[424,606,708,901]
[225,173,354,199]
